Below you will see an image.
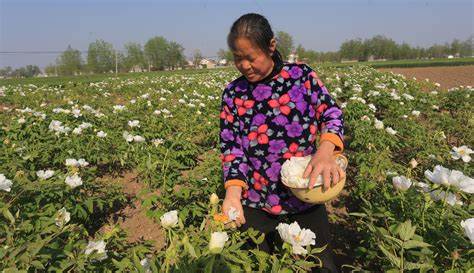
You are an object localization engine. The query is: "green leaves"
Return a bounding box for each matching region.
[397,220,416,241]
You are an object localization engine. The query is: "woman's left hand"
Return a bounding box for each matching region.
[302,141,344,191]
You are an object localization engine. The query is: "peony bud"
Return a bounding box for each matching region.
[209,193,219,205]
[209,231,229,253]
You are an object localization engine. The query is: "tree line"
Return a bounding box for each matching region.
[47,36,187,76]
[218,32,473,64]
[1,33,472,78]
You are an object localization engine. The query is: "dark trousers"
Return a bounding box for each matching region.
[238,204,338,273]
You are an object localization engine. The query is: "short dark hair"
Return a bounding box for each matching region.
[227,13,283,62]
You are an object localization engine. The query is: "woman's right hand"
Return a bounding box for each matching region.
[222,186,246,228]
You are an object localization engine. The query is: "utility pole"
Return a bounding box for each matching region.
[115,50,118,74]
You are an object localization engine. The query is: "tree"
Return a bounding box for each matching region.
[0,66,13,77]
[192,49,203,67]
[87,39,115,73]
[44,64,57,76]
[167,41,185,70]
[24,65,41,77]
[56,45,82,76]
[276,31,294,61]
[339,38,365,61]
[460,36,473,57]
[217,48,233,62]
[144,36,169,70]
[123,42,146,72]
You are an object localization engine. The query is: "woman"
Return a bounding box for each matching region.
[219,13,345,272]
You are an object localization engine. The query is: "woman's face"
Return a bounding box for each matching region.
[232,37,276,83]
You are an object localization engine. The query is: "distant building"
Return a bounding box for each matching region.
[129,65,144,73]
[199,58,216,69]
[218,59,228,66]
[288,52,298,63]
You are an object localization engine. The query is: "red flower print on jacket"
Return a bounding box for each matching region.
[283,142,304,159]
[252,171,269,190]
[268,94,291,115]
[219,153,236,164]
[234,97,255,116]
[220,105,234,123]
[248,124,270,145]
[279,69,290,79]
[316,104,328,120]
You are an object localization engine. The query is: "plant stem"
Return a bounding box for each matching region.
[161,148,169,190]
[438,186,450,227]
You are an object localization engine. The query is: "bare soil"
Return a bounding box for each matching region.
[379,65,474,90]
[98,170,166,250]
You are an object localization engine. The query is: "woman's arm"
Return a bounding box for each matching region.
[219,88,249,192]
[303,68,345,190]
[307,70,345,153]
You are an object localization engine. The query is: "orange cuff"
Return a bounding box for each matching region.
[224,179,249,190]
[319,133,344,154]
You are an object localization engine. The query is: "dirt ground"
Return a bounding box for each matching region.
[379,65,474,90]
[98,171,166,250]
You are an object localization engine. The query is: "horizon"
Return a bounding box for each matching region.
[1,0,473,69]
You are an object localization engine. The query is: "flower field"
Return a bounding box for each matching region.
[0,65,472,272]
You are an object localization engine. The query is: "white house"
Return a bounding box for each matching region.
[218,59,228,66]
[288,52,298,63]
[199,58,216,69]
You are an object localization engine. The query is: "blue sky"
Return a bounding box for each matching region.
[0,0,472,68]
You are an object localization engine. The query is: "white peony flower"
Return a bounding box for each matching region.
[65,174,82,189]
[385,127,397,135]
[430,190,463,206]
[411,110,420,117]
[374,119,384,130]
[71,109,81,118]
[460,218,474,244]
[276,221,316,255]
[97,131,107,138]
[123,131,134,142]
[160,210,179,228]
[392,176,412,191]
[227,206,239,221]
[55,207,71,228]
[209,231,229,253]
[281,155,347,188]
[72,127,83,135]
[128,120,140,128]
[113,105,126,112]
[77,158,89,167]
[450,145,473,163]
[424,165,474,193]
[133,135,145,143]
[84,240,107,260]
[65,158,79,167]
[368,103,376,112]
[0,174,13,192]
[152,138,164,146]
[140,258,152,273]
[402,93,414,100]
[414,182,431,193]
[37,169,55,180]
[281,156,317,188]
